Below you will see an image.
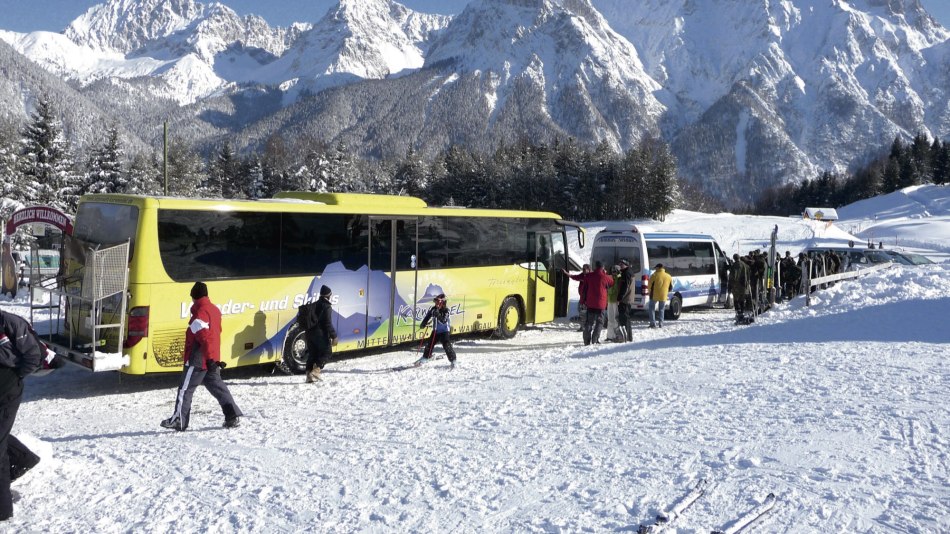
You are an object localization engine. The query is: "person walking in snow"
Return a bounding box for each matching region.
[300,285,338,383]
[416,293,457,368]
[729,254,751,320]
[0,310,42,521]
[616,259,636,342]
[161,282,243,431]
[577,261,614,345]
[604,265,622,341]
[647,263,673,328]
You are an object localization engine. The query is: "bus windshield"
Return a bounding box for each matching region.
[73,202,140,258]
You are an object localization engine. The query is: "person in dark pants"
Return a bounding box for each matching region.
[579,261,614,346]
[616,259,635,342]
[0,310,42,521]
[161,282,243,431]
[416,293,457,368]
[7,436,39,483]
[303,285,338,383]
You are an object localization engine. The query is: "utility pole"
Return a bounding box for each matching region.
[163,121,168,195]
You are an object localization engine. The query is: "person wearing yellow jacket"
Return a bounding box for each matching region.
[647,263,673,328]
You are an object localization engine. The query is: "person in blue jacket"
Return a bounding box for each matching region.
[416,294,457,368]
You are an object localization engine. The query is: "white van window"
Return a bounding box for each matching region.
[591,245,641,273]
[647,241,716,277]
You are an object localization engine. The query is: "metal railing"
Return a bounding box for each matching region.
[31,241,130,371]
[802,259,892,306]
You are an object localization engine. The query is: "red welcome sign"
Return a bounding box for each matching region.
[5,206,73,236]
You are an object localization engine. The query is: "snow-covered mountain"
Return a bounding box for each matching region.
[251,0,451,96]
[3,0,309,104]
[423,0,663,148]
[592,0,950,201]
[1,0,949,204]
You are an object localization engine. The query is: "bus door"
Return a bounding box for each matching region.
[527,231,557,324]
[368,217,419,348]
[548,231,570,317]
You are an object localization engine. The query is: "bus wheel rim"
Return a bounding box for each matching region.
[294,338,307,359]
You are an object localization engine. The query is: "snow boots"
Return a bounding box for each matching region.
[305,367,322,383]
[160,416,186,431]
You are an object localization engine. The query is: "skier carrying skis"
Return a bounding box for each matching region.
[416,293,457,368]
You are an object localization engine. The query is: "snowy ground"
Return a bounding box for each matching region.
[2,186,949,533]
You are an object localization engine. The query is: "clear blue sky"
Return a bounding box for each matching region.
[0,0,948,33]
[0,1,468,32]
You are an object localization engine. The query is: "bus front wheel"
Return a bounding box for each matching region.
[664,295,682,321]
[281,322,308,374]
[494,297,521,339]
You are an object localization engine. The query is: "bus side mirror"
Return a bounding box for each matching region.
[577,228,586,248]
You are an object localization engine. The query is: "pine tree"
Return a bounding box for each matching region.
[552,137,585,219]
[243,157,267,200]
[0,119,21,212]
[304,148,331,193]
[84,126,126,196]
[620,145,648,218]
[18,96,80,212]
[125,152,161,195]
[642,137,680,220]
[165,137,205,197]
[931,139,949,185]
[910,132,932,183]
[882,156,901,193]
[209,143,241,199]
[392,146,428,197]
[328,141,359,192]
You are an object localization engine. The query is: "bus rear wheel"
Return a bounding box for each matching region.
[664,295,683,321]
[494,297,521,339]
[281,322,308,374]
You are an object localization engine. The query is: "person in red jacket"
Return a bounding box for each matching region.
[579,261,614,345]
[161,282,243,431]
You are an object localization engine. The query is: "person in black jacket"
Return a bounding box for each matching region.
[615,259,635,342]
[303,285,338,383]
[0,311,42,521]
[416,293,457,368]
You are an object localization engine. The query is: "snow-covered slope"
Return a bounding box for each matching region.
[3,192,948,532]
[836,183,950,258]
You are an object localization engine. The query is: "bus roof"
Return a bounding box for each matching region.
[78,193,564,220]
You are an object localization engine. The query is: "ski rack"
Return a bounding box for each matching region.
[31,240,131,372]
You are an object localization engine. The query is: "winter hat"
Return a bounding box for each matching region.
[190,281,208,300]
[320,285,332,297]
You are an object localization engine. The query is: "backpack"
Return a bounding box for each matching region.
[297,302,317,330]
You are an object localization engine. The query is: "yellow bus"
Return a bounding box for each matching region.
[49,192,584,374]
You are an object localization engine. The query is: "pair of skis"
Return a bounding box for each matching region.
[637,479,777,534]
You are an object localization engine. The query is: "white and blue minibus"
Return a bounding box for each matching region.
[589,224,730,319]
